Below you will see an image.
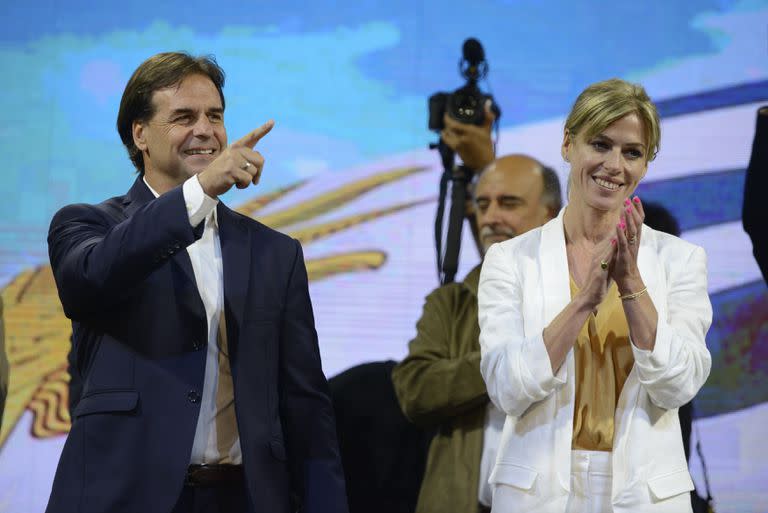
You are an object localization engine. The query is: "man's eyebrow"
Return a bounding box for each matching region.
[169,107,224,115]
[169,108,194,116]
[474,194,524,203]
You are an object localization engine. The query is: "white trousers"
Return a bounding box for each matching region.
[565,450,613,513]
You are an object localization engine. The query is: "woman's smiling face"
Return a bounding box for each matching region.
[562,112,649,213]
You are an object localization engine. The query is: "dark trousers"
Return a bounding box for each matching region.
[171,481,255,513]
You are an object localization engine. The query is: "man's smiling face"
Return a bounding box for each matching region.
[132,73,227,189]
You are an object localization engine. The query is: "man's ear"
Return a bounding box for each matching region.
[132,120,148,152]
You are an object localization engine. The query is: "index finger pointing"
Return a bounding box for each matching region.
[233,119,275,149]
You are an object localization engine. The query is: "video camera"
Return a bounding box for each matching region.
[429,38,501,285]
[428,38,501,130]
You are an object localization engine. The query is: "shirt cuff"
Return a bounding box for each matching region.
[183,175,218,228]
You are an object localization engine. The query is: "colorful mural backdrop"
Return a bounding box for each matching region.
[1,1,767,511]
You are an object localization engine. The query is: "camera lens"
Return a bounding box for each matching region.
[456,94,478,120]
[448,90,482,125]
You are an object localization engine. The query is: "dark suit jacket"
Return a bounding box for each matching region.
[46,178,348,513]
[743,107,768,285]
[329,361,432,513]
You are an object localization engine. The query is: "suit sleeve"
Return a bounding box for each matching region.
[279,240,348,513]
[631,245,713,409]
[743,107,768,284]
[47,185,200,319]
[391,288,487,427]
[478,243,566,417]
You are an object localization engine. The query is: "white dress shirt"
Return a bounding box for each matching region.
[144,176,242,464]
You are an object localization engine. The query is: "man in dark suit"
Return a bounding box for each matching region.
[743,106,768,285]
[46,52,347,513]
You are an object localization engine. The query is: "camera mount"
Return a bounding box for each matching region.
[429,37,500,284]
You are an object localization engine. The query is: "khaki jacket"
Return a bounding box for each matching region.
[392,266,488,513]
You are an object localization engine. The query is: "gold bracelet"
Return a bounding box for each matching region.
[619,287,648,301]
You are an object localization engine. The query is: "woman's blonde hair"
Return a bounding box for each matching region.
[565,78,660,161]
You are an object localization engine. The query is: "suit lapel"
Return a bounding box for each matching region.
[122,176,155,218]
[539,210,575,486]
[613,224,660,468]
[171,252,207,341]
[218,203,252,356]
[636,226,659,307]
[124,177,207,337]
[540,210,571,324]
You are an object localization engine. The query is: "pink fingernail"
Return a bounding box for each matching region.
[633,196,640,204]
[619,221,626,229]
[624,198,630,206]
[626,207,632,213]
[611,238,617,245]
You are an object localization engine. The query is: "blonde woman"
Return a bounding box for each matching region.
[478,79,711,513]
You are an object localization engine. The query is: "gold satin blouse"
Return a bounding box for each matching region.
[569,276,635,451]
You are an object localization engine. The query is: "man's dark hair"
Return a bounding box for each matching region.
[116,52,226,173]
[540,165,563,215]
[642,201,681,237]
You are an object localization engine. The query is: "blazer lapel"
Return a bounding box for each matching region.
[124,177,207,339]
[218,203,252,360]
[538,209,575,490]
[123,176,155,218]
[636,226,659,308]
[540,209,571,324]
[612,226,661,486]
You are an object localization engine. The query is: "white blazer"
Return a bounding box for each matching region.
[478,209,712,513]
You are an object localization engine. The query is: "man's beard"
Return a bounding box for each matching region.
[480,225,517,254]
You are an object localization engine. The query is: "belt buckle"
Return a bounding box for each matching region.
[185,464,207,487]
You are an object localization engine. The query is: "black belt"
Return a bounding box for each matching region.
[185,464,244,487]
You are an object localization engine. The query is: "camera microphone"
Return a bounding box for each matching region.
[462,38,485,65]
[460,38,488,83]
[428,37,501,284]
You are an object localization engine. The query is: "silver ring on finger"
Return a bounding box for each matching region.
[628,235,637,245]
[240,161,252,170]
